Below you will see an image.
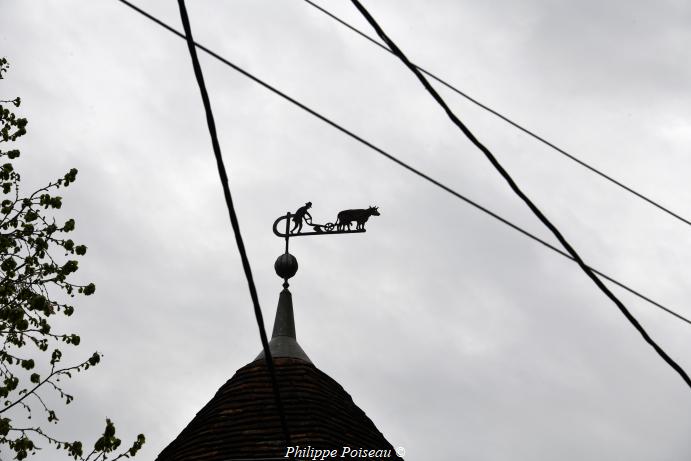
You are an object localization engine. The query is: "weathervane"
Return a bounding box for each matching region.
[273,202,380,237]
[273,203,380,288]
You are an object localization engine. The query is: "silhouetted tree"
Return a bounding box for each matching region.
[0,58,144,460]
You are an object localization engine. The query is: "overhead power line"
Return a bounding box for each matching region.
[303,0,691,229]
[349,0,690,389]
[115,0,691,330]
[175,0,291,447]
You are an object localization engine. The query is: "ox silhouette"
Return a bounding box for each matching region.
[336,206,380,231]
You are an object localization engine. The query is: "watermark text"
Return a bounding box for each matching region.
[284,445,401,459]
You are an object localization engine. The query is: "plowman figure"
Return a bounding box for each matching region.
[291,201,312,233]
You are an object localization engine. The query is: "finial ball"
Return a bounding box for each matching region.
[274,253,298,280]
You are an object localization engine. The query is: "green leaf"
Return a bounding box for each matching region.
[83,283,95,296]
[50,349,62,365]
[0,417,10,436]
[67,441,83,458]
[88,352,100,366]
[62,260,78,274]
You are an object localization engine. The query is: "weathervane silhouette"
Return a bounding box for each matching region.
[273,203,380,238]
[273,203,380,288]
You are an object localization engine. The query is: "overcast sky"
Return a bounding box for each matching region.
[2,1,691,460]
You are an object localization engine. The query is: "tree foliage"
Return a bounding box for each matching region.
[0,58,145,460]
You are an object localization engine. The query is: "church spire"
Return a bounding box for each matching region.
[255,253,311,363]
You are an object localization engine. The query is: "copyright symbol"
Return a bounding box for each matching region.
[395,447,406,457]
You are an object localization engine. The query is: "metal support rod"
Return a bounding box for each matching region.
[284,212,290,254]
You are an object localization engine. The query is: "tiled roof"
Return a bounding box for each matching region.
[156,357,402,461]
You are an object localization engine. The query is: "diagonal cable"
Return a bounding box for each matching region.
[115,1,691,330]
[302,0,691,229]
[349,0,691,389]
[176,0,292,447]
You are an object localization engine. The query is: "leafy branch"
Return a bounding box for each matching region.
[0,57,145,460]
